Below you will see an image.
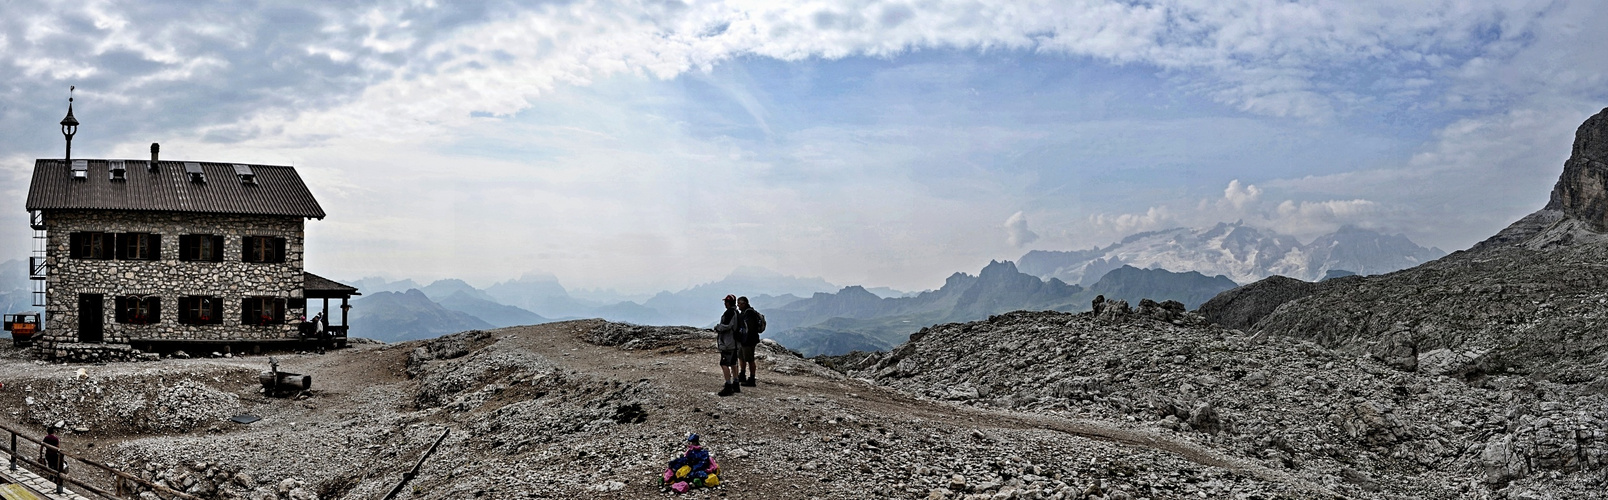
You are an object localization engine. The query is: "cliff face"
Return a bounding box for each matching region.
[1545,107,1608,232]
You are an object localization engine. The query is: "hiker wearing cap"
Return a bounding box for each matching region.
[734,296,765,387]
[40,425,61,472]
[714,295,741,396]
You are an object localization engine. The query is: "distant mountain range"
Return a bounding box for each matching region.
[0,260,40,319]
[1018,222,1445,285]
[349,289,495,343]
[767,261,1240,357]
[0,221,1439,353]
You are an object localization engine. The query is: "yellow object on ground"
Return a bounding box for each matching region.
[0,483,44,500]
[705,473,720,486]
[676,465,691,478]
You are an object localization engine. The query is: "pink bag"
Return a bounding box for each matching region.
[663,469,674,482]
[671,481,689,493]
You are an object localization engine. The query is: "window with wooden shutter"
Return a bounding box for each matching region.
[71,232,111,259]
[116,233,160,260]
[181,234,223,261]
[180,296,221,325]
[115,296,160,324]
[243,236,282,263]
[242,297,286,325]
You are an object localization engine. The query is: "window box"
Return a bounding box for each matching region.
[115,296,161,325]
[242,297,286,326]
[178,296,224,325]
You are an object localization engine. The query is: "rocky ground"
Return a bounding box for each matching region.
[2,318,1363,500]
[834,301,1608,499]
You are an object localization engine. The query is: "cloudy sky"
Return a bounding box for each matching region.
[3,0,1606,293]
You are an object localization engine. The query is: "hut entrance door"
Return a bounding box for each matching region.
[78,293,104,343]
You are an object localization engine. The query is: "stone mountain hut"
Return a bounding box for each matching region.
[21,95,359,362]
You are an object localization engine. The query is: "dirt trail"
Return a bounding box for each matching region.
[496,320,1342,498]
[0,321,1340,499]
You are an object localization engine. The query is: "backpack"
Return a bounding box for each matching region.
[738,310,767,339]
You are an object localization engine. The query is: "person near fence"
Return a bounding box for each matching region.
[40,425,62,472]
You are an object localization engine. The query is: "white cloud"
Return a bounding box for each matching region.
[5,0,1606,289]
[1005,211,1039,248]
[1090,206,1174,236]
[1223,179,1262,209]
[1090,180,1384,243]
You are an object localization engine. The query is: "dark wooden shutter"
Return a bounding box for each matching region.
[274,237,287,263]
[147,297,161,323]
[212,235,225,261]
[211,298,223,324]
[114,233,128,260]
[179,297,192,324]
[241,299,253,325]
[114,297,128,323]
[178,235,193,261]
[241,237,254,262]
[99,233,114,260]
[149,234,161,260]
[274,298,286,323]
[69,233,83,259]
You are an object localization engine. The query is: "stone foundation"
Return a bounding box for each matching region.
[47,342,158,363]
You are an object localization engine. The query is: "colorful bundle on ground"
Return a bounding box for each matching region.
[661,436,721,493]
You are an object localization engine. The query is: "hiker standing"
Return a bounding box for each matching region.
[714,295,741,396]
[735,296,764,387]
[40,426,61,473]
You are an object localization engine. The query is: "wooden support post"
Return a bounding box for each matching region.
[8,431,14,471]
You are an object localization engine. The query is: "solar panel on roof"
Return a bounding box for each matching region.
[232,164,253,175]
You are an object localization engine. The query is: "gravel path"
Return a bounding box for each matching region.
[0,321,1341,499]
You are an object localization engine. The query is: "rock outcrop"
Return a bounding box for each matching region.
[848,309,1608,499]
[1546,107,1608,232]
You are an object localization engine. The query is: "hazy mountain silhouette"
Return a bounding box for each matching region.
[436,291,550,328]
[349,289,493,343]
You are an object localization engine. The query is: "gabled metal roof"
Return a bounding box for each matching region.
[25,159,326,218]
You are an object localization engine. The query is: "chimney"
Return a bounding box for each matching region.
[150,143,160,171]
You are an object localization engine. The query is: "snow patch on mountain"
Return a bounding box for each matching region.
[1019,222,1444,285]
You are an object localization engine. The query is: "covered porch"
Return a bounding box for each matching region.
[304,272,359,348]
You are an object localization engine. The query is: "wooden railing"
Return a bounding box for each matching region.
[0,421,202,499]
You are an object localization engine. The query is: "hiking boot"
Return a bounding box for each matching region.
[717,383,733,397]
[741,376,756,387]
[731,380,741,393]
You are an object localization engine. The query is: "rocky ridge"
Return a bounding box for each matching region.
[838,307,1608,499]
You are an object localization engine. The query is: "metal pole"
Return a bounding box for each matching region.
[8,432,14,470]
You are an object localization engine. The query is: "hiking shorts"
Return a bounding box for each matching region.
[719,348,738,367]
[738,343,756,363]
